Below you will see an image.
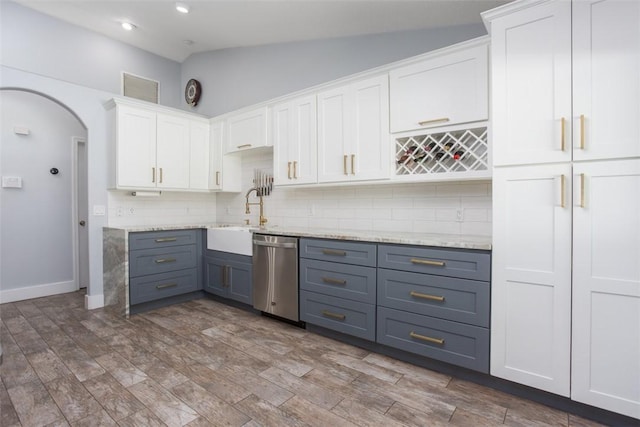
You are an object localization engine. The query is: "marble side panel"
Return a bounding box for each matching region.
[103,227,127,317]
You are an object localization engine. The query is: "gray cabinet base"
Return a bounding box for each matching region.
[129,291,205,315]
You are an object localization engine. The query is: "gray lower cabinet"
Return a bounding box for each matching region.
[128,229,202,307]
[300,239,377,341]
[377,244,491,373]
[204,250,252,305]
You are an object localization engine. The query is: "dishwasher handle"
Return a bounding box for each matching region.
[253,240,297,249]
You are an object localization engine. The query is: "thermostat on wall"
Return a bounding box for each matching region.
[2,176,23,188]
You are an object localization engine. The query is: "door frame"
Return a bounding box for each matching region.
[71,136,89,291]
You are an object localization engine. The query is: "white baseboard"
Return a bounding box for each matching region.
[0,280,76,304]
[84,293,104,310]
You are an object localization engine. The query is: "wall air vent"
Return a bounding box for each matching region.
[122,72,159,104]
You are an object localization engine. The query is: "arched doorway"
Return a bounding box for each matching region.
[0,89,89,302]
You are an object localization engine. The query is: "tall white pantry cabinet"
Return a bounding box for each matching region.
[484,0,640,420]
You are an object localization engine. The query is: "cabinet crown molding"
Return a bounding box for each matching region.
[481,0,555,33]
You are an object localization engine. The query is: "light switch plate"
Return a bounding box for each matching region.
[2,176,23,188]
[93,205,106,216]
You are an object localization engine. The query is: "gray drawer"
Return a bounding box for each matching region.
[378,269,489,327]
[300,290,375,341]
[377,306,489,373]
[129,229,199,251]
[378,245,490,281]
[130,268,199,305]
[129,245,197,278]
[300,238,376,267]
[300,259,376,304]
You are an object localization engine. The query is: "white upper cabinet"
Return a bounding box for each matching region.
[107,98,212,192]
[209,120,241,192]
[225,106,270,154]
[389,41,488,134]
[116,104,157,189]
[317,74,390,183]
[489,0,572,166]
[188,119,210,190]
[272,95,318,186]
[156,113,190,189]
[572,0,640,162]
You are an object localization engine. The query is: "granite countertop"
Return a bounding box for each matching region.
[104,224,491,250]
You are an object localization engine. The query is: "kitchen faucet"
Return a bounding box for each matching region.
[245,187,268,227]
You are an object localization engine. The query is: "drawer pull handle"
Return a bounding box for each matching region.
[155,258,177,264]
[410,258,445,267]
[322,277,347,285]
[155,237,178,243]
[322,249,347,256]
[322,310,346,321]
[410,331,444,345]
[418,117,450,126]
[293,161,298,179]
[409,291,445,302]
[216,171,220,186]
[237,144,252,149]
[156,283,177,290]
[287,162,292,179]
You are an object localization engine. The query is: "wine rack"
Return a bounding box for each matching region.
[395,126,488,177]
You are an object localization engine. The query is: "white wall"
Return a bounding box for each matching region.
[217,151,492,236]
[0,90,86,297]
[181,24,487,117]
[107,191,217,228]
[0,1,182,109]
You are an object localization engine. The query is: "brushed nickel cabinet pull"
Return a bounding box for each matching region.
[159,167,163,183]
[237,144,252,149]
[152,167,156,183]
[560,117,566,151]
[287,162,292,179]
[410,331,444,345]
[322,310,346,321]
[579,114,585,149]
[216,171,220,186]
[226,266,231,287]
[155,237,177,243]
[155,258,177,264]
[350,154,355,175]
[322,277,347,285]
[156,283,177,290]
[293,161,298,179]
[410,258,445,267]
[418,117,450,126]
[222,265,227,287]
[409,291,445,302]
[343,155,348,175]
[322,249,347,256]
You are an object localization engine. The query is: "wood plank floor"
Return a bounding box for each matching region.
[1,291,605,427]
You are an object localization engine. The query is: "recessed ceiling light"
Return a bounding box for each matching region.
[121,21,136,31]
[176,2,190,14]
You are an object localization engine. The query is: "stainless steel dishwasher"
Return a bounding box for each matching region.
[252,234,299,322]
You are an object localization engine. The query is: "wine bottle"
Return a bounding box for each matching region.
[453,150,464,160]
[425,142,437,152]
[434,151,446,161]
[443,142,454,151]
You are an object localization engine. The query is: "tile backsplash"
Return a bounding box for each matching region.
[216,152,492,236]
[107,190,217,227]
[106,151,491,236]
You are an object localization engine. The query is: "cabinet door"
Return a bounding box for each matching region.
[572,159,640,419]
[573,0,640,162]
[350,75,390,182]
[390,43,488,133]
[209,121,224,190]
[226,107,268,153]
[317,86,350,183]
[189,120,210,190]
[204,256,226,297]
[227,259,252,305]
[272,100,293,185]
[491,164,572,396]
[156,113,190,189]
[116,105,156,188]
[490,1,572,166]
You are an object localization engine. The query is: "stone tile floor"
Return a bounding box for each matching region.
[1,291,606,426]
